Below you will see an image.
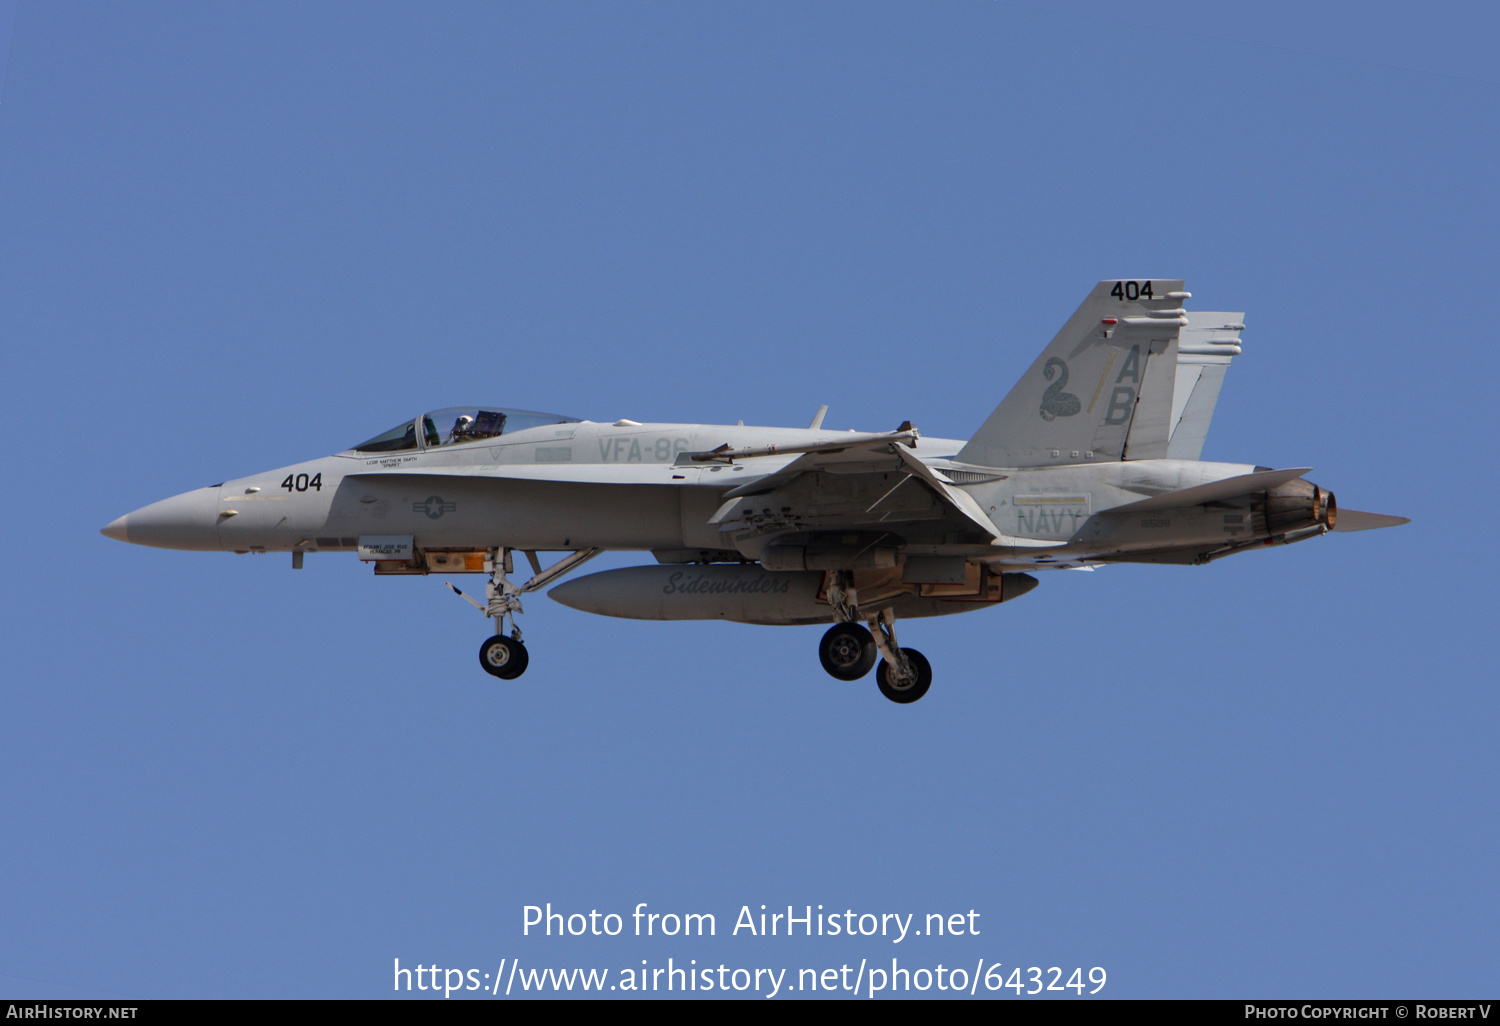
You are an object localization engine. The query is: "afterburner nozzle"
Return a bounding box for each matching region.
[1319,487,1338,530]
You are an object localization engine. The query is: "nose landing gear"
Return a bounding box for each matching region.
[478,548,527,679]
[446,547,528,679]
[446,546,603,681]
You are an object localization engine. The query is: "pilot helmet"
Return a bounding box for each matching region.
[454,415,475,432]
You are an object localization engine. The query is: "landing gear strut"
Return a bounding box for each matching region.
[819,571,877,681]
[479,547,527,679]
[449,547,529,680]
[446,546,604,681]
[870,608,930,704]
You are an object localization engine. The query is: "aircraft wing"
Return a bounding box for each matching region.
[715,435,915,499]
[705,432,1049,547]
[679,426,918,467]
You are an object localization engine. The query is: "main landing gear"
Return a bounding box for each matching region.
[819,622,877,680]
[818,572,932,704]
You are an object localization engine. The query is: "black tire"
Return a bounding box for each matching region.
[479,635,529,679]
[819,623,877,680]
[876,648,931,703]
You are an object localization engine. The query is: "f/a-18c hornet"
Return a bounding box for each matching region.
[103,280,1407,703]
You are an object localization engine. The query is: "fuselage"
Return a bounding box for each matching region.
[101,416,1314,570]
[95,281,1394,700]
[105,420,959,553]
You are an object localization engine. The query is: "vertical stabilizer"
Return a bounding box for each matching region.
[956,279,1188,468]
[1121,334,1178,460]
[1166,312,1244,460]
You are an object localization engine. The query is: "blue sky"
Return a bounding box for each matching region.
[1,1,1495,999]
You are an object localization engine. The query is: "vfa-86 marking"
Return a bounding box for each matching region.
[598,435,692,463]
[102,280,1407,704]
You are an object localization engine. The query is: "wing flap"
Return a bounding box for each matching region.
[892,445,1005,540]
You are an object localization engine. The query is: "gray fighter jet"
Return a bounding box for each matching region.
[102,280,1406,702]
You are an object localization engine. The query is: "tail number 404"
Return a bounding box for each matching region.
[1110,280,1154,301]
[281,473,322,492]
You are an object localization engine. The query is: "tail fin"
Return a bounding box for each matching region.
[1165,311,1244,460]
[956,279,1188,468]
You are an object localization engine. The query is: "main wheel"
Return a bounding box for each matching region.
[876,648,931,703]
[479,635,529,679]
[819,623,877,680]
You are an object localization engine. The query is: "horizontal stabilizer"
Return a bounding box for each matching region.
[1332,509,1411,532]
[1112,467,1312,512]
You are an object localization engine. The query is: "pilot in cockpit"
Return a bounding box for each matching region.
[447,414,479,444]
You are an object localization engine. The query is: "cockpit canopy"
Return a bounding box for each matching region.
[351,408,580,453]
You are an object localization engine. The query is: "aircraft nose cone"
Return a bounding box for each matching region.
[102,487,222,550]
[101,515,130,542]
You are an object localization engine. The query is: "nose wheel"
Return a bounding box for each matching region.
[479,635,529,679]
